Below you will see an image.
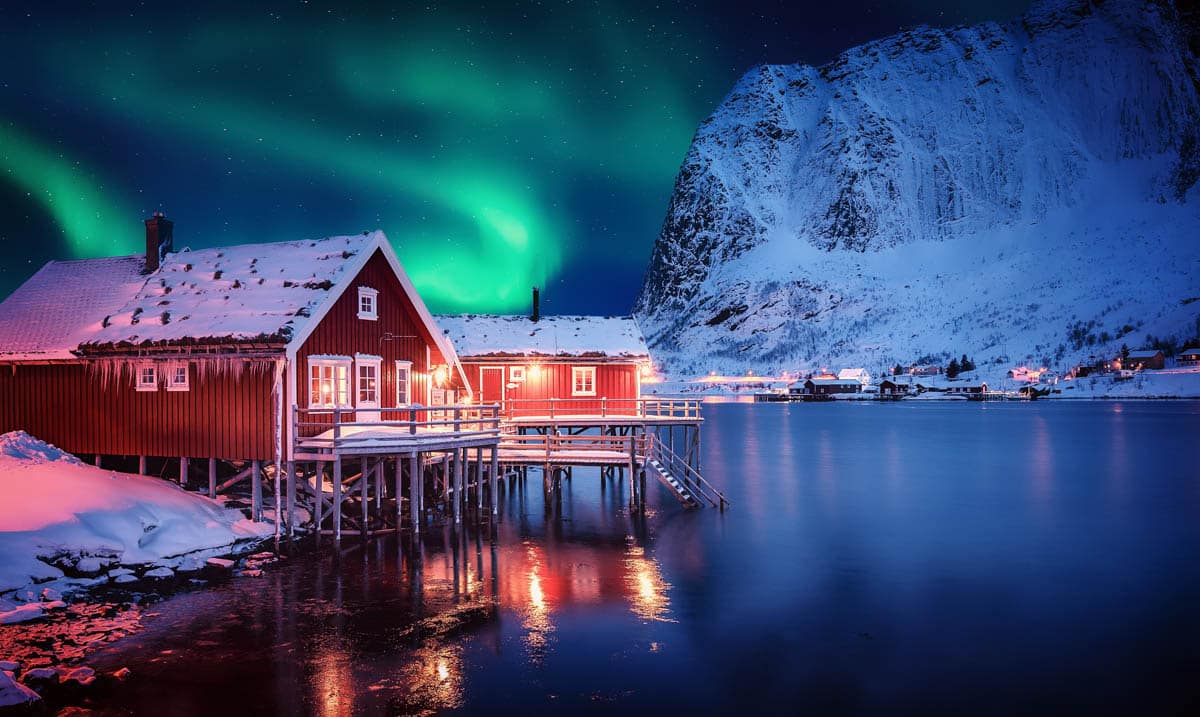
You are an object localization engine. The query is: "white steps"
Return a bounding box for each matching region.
[646,458,699,508]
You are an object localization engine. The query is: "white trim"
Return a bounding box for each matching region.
[356,286,379,321]
[395,360,413,406]
[135,363,158,392]
[283,231,471,397]
[509,365,525,382]
[355,355,382,413]
[166,361,190,392]
[308,356,352,408]
[571,366,596,397]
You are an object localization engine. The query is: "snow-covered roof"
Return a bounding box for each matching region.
[837,368,869,380]
[792,377,863,388]
[81,233,376,351]
[0,233,383,358]
[1126,350,1163,359]
[435,314,650,359]
[0,256,148,361]
[1180,347,1200,355]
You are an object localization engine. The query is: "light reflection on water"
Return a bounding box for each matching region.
[74,401,1200,715]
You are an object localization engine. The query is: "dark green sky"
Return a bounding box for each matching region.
[0,0,1029,314]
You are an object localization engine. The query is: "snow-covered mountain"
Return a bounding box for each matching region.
[635,0,1200,377]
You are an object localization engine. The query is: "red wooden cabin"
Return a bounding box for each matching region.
[0,214,467,474]
[436,310,651,419]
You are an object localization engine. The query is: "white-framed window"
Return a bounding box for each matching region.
[136,364,158,392]
[395,361,412,406]
[357,287,378,321]
[356,355,382,405]
[572,366,596,396]
[308,357,351,408]
[167,362,189,392]
[510,365,526,382]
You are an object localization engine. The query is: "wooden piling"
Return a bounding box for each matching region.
[490,446,499,517]
[207,458,216,498]
[361,457,370,537]
[138,455,147,475]
[409,453,420,533]
[332,456,342,539]
[251,459,263,521]
[285,460,296,537]
[179,457,189,487]
[314,461,325,532]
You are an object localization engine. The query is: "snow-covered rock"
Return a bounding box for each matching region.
[635,0,1200,376]
[0,670,41,713]
[0,431,272,598]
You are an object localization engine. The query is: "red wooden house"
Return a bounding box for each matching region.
[436,307,651,419]
[0,214,467,483]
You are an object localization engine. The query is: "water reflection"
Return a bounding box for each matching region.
[623,543,674,622]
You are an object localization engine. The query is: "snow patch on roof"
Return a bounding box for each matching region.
[436,314,650,359]
[0,256,148,360]
[79,233,377,350]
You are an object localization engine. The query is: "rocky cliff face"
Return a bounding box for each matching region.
[635,0,1200,376]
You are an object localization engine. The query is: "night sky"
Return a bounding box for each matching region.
[0,0,1028,315]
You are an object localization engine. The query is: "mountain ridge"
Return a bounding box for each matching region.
[635,0,1200,376]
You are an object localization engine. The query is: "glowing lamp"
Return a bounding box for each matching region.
[528,363,541,379]
[433,365,449,387]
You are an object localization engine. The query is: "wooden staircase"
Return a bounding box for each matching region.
[640,433,729,511]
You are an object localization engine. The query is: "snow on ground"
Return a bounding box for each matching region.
[0,431,272,607]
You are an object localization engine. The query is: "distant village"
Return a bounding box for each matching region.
[728,345,1200,402]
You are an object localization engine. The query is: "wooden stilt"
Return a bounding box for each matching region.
[285,460,296,537]
[179,457,189,487]
[94,455,101,467]
[138,455,147,475]
[252,459,263,521]
[453,450,463,524]
[332,456,342,540]
[395,458,403,528]
[207,458,216,499]
[314,461,325,531]
[361,457,369,536]
[490,446,499,517]
[375,460,384,511]
[476,446,484,512]
[410,453,420,533]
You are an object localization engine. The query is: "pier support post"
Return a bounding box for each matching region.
[138,455,147,475]
[490,446,499,518]
[286,460,296,537]
[476,447,484,513]
[375,459,384,511]
[332,456,342,539]
[180,457,189,487]
[361,457,370,537]
[453,450,463,524]
[314,461,325,531]
[395,458,404,528]
[251,459,263,521]
[410,453,421,533]
[207,458,216,499]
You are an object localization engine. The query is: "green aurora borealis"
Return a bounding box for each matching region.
[0,1,1030,313]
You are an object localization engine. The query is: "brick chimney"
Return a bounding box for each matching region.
[144,212,174,273]
[531,286,540,322]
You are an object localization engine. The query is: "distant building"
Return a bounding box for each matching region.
[946,382,988,395]
[1178,347,1200,366]
[1038,370,1060,385]
[878,379,910,397]
[794,378,863,396]
[1122,350,1165,371]
[837,368,871,386]
[909,364,941,376]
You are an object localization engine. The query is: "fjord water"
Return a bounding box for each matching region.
[91,401,1200,714]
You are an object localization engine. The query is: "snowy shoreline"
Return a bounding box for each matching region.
[0,431,274,621]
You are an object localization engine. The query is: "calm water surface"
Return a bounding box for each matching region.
[90,401,1200,715]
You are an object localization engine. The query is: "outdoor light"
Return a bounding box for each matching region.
[528,364,542,379]
[433,365,448,387]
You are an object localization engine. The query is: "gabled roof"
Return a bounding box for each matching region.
[435,314,650,360]
[0,257,148,360]
[792,377,862,388]
[1180,347,1200,355]
[1126,349,1164,359]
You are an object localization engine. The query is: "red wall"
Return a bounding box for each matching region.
[460,360,640,416]
[296,249,455,428]
[0,360,277,460]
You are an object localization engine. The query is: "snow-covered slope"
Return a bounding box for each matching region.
[0,431,271,598]
[635,0,1200,377]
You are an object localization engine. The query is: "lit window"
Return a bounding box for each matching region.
[308,358,351,408]
[357,287,378,320]
[136,364,158,392]
[572,366,596,396]
[167,362,190,392]
[396,361,412,405]
[358,363,378,404]
[510,365,526,382]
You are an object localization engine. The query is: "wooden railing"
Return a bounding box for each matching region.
[293,404,503,449]
[641,432,728,510]
[502,397,702,421]
[499,432,638,464]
